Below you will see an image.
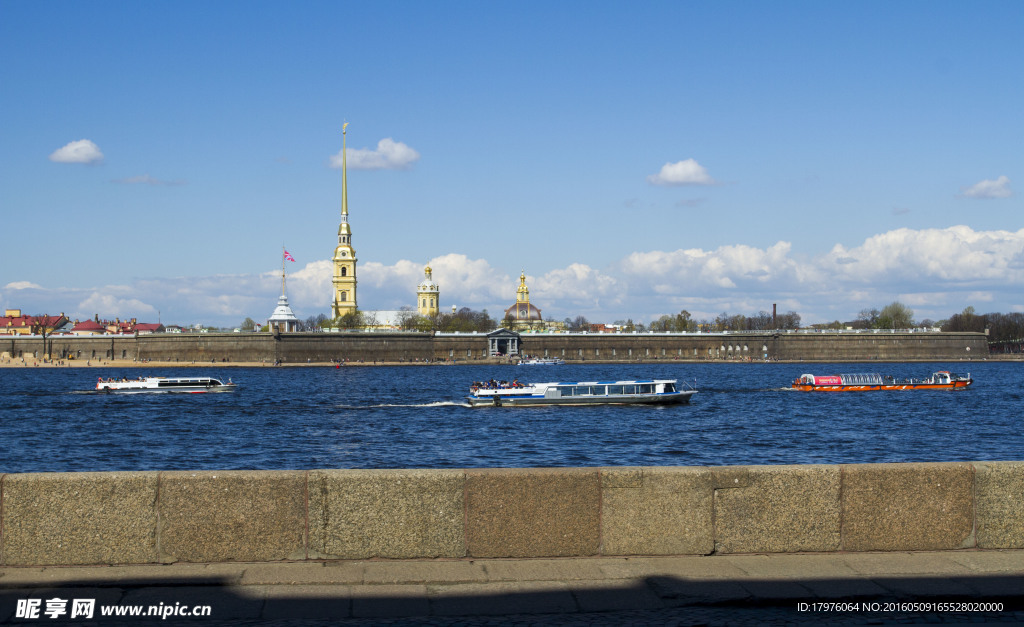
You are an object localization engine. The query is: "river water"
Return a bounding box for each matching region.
[0,361,1018,473]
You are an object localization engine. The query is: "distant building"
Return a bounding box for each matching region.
[359,267,442,330]
[0,309,69,336]
[65,315,165,335]
[69,319,107,335]
[503,271,545,331]
[416,265,440,317]
[360,309,408,331]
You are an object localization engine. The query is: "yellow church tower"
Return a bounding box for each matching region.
[332,123,358,318]
[417,265,440,317]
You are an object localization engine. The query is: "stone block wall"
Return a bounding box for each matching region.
[1,462,1021,566]
[3,331,989,364]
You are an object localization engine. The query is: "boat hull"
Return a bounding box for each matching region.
[97,386,237,394]
[466,390,697,407]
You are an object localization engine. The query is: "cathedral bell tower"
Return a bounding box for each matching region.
[332,123,358,318]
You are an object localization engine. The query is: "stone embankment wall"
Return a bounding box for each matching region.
[3,331,989,363]
[0,462,1021,566]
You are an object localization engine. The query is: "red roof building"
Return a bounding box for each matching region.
[0,309,69,336]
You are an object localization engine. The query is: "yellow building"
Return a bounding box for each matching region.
[331,123,358,318]
[416,265,440,317]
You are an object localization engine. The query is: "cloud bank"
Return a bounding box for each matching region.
[49,139,104,164]
[4,226,1022,328]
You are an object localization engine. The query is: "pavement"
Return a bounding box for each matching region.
[2,550,1024,625]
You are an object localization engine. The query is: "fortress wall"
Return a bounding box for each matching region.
[4,331,988,363]
[499,331,988,362]
[2,462,1022,566]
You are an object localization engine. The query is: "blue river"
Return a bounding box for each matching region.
[0,361,1019,473]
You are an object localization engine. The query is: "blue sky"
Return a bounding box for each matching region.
[2,1,1021,328]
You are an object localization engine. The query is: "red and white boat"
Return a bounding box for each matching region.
[96,376,236,394]
[792,371,972,392]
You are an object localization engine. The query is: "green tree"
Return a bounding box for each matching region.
[335,310,364,329]
[240,317,257,331]
[877,301,914,329]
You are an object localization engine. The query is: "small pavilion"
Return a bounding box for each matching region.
[487,328,521,357]
[267,249,300,333]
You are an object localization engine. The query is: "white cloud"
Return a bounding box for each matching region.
[5,281,43,290]
[361,254,510,309]
[647,159,716,186]
[77,292,156,319]
[824,225,1024,284]
[49,139,104,164]
[330,138,420,170]
[619,241,800,289]
[959,175,1012,199]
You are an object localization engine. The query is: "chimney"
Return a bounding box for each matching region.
[773,303,777,328]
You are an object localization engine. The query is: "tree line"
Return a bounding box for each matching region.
[645,309,801,333]
[239,301,1023,343]
[813,302,1024,344]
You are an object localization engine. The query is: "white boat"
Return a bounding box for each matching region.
[466,379,696,407]
[95,376,237,394]
[517,357,565,365]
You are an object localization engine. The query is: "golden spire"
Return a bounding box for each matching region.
[516,270,530,304]
[338,123,351,238]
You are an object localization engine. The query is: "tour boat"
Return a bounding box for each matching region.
[466,379,696,407]
[517,357,565,365]
[95,376,237,394]
[792,371,972,392]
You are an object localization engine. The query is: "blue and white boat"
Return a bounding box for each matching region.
[517,357,565,365]
[466,379,696,407]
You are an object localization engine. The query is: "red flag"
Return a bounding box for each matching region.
[284,250,295,262]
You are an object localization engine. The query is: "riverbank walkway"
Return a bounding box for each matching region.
[3,550,1023,625]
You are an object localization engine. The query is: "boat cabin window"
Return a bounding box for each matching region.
[663,382,676,393]
[840,373,882,385]
[639,384,654,394]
